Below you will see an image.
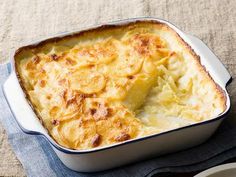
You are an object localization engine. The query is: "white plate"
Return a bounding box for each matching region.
[195,163,236,177]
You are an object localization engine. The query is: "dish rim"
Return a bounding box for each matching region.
[5,17,233,154]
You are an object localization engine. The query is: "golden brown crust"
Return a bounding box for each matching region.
[14,20,226,150]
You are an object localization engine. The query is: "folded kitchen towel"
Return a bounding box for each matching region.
[1,64,236,177]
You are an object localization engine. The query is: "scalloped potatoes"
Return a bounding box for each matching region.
[15,21,226,150]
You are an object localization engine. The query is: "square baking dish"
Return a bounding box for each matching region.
[3,17,232,172]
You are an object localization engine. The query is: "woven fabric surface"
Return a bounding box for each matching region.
[0,0,236,176]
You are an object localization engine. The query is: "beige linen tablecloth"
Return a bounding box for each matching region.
[0,0,235,176]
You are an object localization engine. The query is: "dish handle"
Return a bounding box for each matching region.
[3,72,47,135]
[186,34,232,88]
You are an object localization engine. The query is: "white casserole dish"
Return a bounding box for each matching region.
[3,17,232,172]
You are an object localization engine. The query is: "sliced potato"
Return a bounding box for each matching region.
[73,38,117,65]
[100,78,128,100]
[57,118,97,149]
[142,58,158,76]
[123,73,156,110]
[114,54,143,76]
[70,70,106,94]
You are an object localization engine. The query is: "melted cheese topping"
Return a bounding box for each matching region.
[17,23,226,150]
